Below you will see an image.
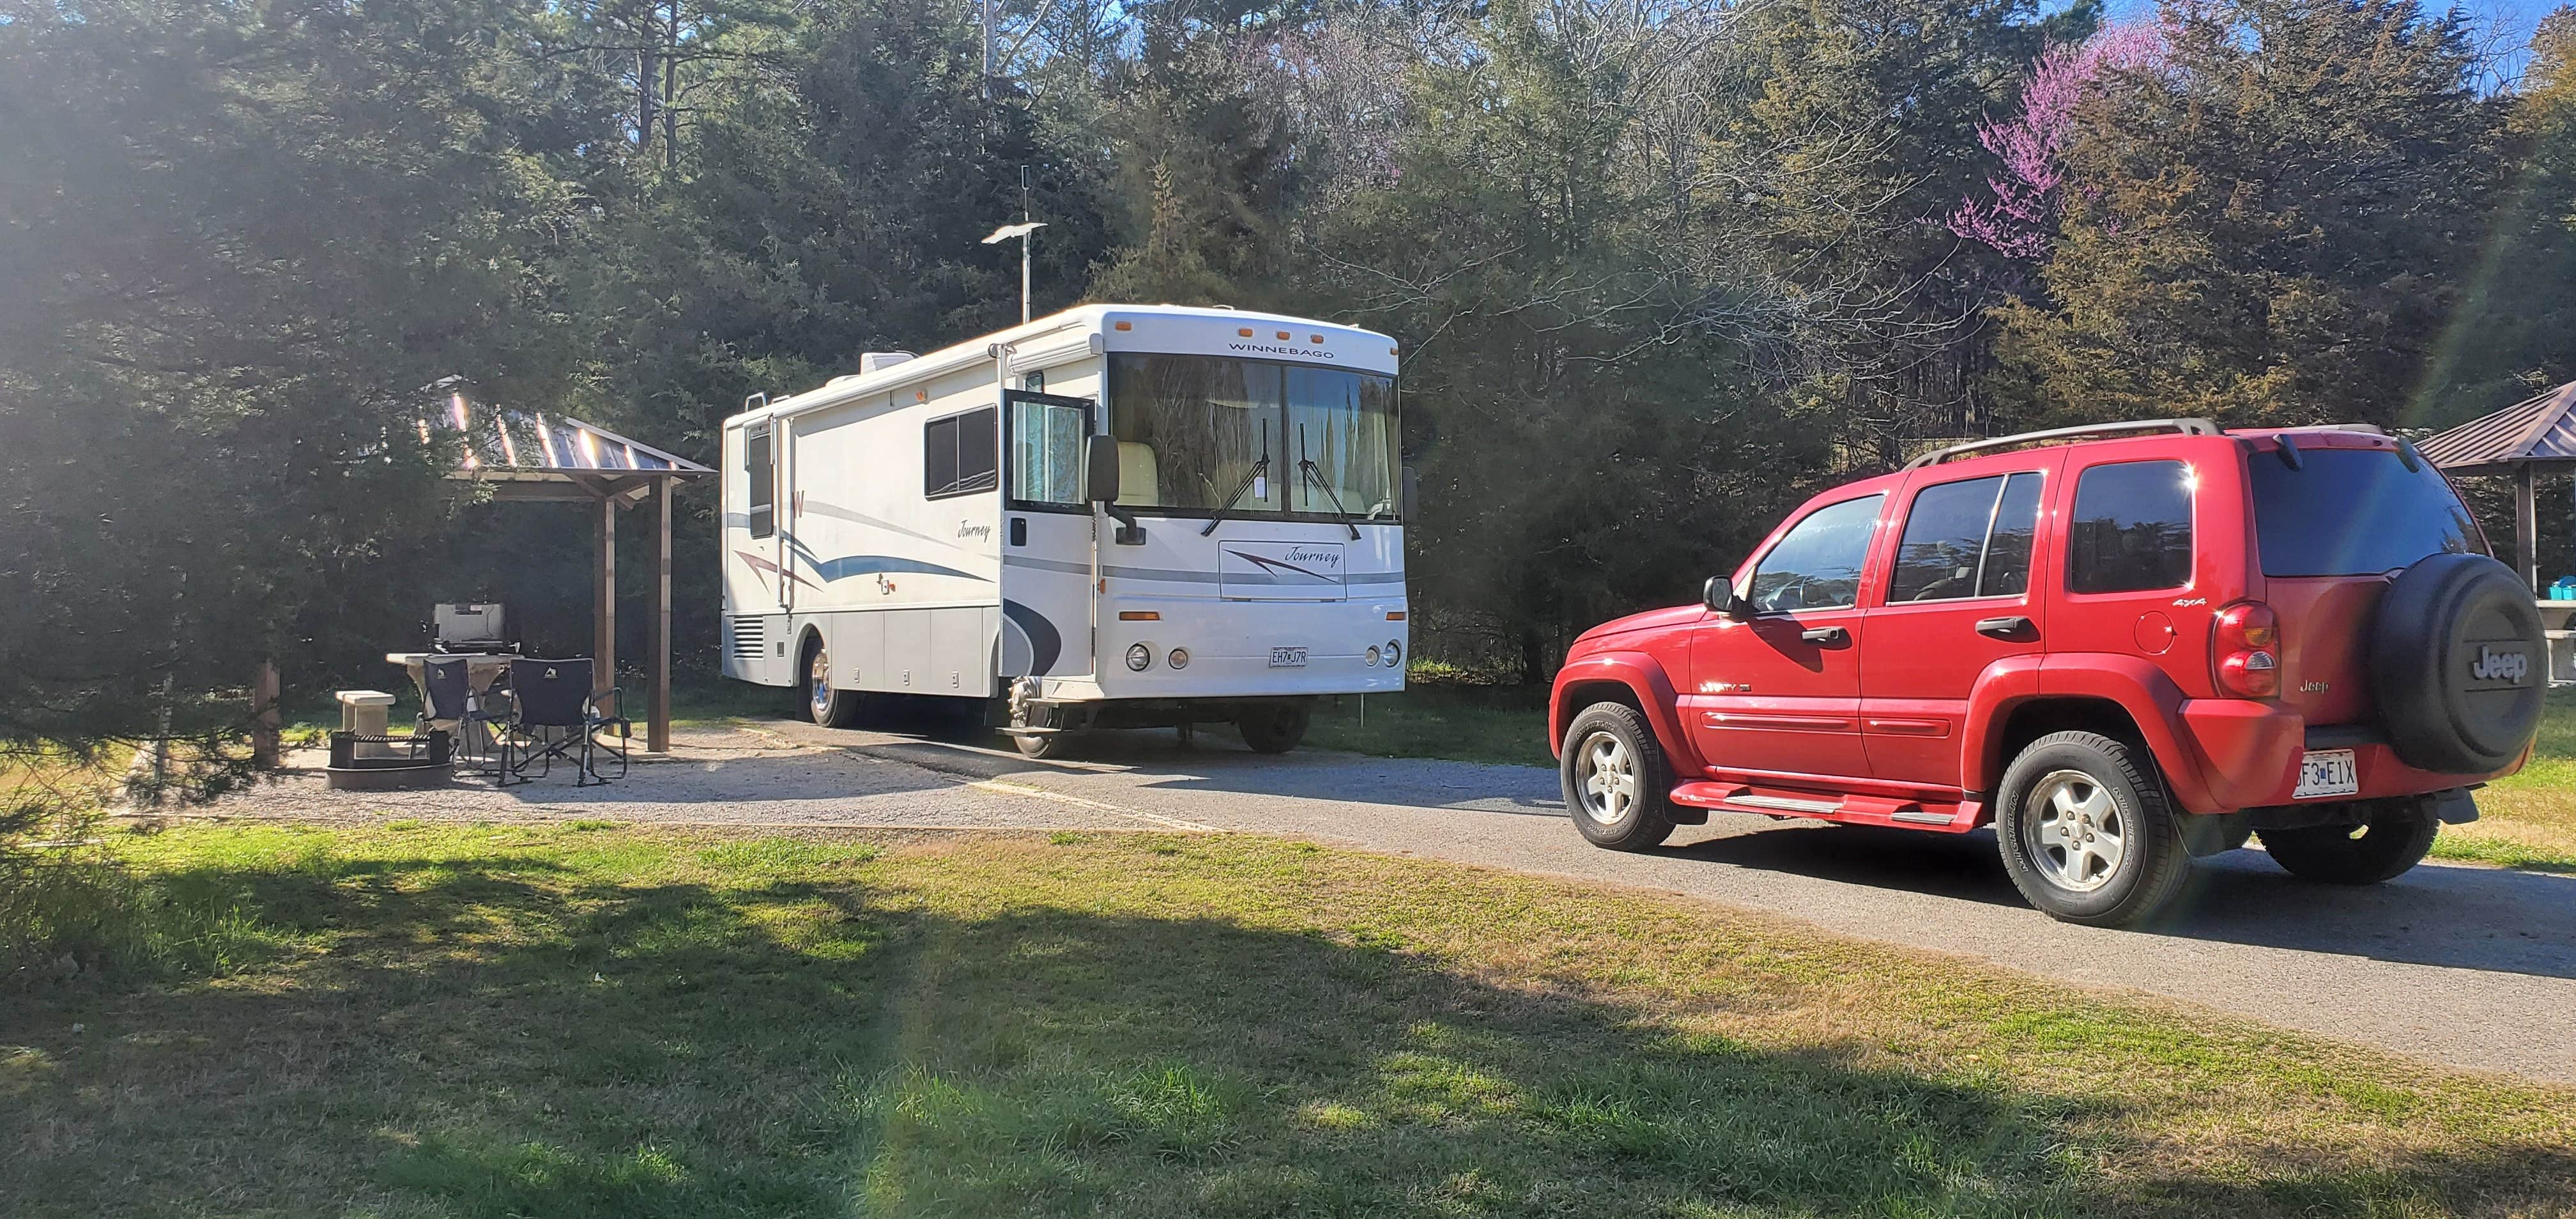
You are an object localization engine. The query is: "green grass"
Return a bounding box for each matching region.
[5,824,2573,1218]
[2440,688,2576,873]
[1305,682,1549,765]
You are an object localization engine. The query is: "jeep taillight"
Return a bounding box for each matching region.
[2213,601,2280,698]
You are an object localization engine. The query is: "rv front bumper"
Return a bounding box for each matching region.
[1041,595,1409,701]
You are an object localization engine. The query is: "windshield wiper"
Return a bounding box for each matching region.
[1296,425,1363,540]
[1201,418,1272,537]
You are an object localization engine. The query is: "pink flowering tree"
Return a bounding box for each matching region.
[1951,24,2166,259]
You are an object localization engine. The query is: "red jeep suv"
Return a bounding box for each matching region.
[1549,419,2545,926]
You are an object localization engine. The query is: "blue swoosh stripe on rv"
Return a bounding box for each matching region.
[807,555,991,583]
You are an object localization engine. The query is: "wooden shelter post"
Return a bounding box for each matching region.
[648,480,673,753]
[595,495,618,698]
[2518,463,2541,594]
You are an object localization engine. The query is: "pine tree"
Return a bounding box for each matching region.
[2411,6,2576,425]
[1995,0,2497,429]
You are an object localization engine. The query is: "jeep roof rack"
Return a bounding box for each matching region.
[1901,418,2225,471]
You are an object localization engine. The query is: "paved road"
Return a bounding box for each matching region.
[757,719,2576,1084]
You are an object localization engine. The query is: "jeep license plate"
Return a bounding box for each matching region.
[2293,749,2359,800]
[1268,647,1308,669]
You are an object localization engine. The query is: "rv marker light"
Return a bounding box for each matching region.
[1126,643,1154,671]
[1168,647,1189,670]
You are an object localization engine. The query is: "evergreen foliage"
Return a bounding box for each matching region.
[2,0,2568,733]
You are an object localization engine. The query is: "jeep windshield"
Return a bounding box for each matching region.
[2248,447,2478,577]
[1107,353,1399,521]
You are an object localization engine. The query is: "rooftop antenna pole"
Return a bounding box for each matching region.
[1019,167,1033,326]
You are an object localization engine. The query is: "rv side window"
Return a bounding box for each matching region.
[925,407,1000,500]
[745,424,774,539]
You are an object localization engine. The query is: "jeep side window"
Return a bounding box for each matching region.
[1979,472,2043,597]
[1889,472,2044,602]
[2067,459,2193,594]
[1747,494,1883,613]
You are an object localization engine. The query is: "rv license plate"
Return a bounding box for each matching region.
[1268,647,1309,669]
[2293,749,2359,800]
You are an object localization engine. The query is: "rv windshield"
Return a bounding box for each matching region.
[1107,354,1399,519]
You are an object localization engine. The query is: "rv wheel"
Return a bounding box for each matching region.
[804,638,864,728]
[1008,698,1080,758]
[1238,704,1311,754]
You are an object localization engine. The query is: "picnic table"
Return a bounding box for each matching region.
[385,652,515,749]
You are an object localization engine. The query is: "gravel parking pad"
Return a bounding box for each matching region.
[175,724,1190,832]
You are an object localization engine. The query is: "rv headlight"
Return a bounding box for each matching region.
[1365,645,1383,667]
[1126,643,1154,671]
[1384,640,1402,669]
[1167,647,1189,670]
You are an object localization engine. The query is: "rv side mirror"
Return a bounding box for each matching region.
[1082,434,1121,505]
[1402,466,1420,521]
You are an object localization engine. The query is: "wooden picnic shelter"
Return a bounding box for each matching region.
[437,383,714,753]
[2419,379,2576,594]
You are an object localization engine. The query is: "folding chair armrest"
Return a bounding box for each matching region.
[586,686,632,737]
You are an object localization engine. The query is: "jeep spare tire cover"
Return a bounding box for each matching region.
[2368,552,2545,774]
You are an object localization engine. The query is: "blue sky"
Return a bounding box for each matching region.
[2081,0,2561,84]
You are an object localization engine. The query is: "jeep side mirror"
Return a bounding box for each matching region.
[1082,434,1121,505]
[1401,466,1420,521]
[1703,576,1747,618]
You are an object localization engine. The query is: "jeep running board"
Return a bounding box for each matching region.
[1669,781,1987,833]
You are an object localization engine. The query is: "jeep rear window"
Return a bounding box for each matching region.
[2248,448,2476,577]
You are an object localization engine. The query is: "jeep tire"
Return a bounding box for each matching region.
[1995,732,2193,927]
[2371,552,2546,773]
[2260,804,2438,885]
[1561,703,1678,852]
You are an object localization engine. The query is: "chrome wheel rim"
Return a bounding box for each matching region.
[1573,730,1638,827]
[2023,769,2128,893]
[809,647,832,718]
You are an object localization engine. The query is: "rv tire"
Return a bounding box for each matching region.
[1238,704,1310,754]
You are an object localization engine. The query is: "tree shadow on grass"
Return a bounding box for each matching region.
[3,844,2571,1218]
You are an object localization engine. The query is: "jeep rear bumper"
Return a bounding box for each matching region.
[2172,699,2521,813]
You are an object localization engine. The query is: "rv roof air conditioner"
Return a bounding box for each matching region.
[824,352,917,388]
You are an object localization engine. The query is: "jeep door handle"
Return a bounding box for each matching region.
[1975,616,2035,639]
[1800,626,1848,644]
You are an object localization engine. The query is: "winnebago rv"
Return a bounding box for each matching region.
[718,304,1407,756]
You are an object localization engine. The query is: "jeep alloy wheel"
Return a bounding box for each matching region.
[2020,770,2129,893]
[1995,731,2192,926]
[1575,733,1637,827]
[1560,703,1677,851]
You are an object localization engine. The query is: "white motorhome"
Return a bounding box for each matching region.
[718,304,1408,755]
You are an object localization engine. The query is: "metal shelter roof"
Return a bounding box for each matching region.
[2418,380,2576,477]
[429,381,712,503]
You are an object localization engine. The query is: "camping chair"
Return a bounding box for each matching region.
[498,658,631,787]
[418,656,509,774]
